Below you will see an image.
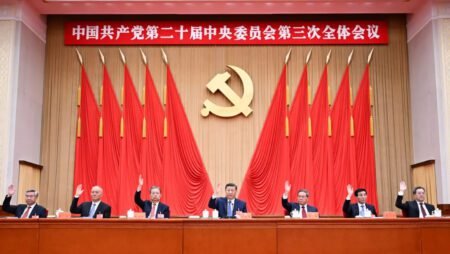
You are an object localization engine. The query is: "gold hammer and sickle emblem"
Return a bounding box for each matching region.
[201,65,254,118]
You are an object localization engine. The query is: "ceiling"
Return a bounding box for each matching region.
[26,0,426,15]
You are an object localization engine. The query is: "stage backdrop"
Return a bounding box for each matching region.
[40,15,412,215]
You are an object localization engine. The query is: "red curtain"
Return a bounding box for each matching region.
[239,65,290,215]
[163,65,213,216]
[310,65,335,215]
[140,65,164,200]
[73,66,100,203]
[331,66,358,214]
[117,65,144,215]
[97,65,122,216]
[353,65,379,209]
[289,65,314,203]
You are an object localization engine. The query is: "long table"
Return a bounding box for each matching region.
[1,218,449,254]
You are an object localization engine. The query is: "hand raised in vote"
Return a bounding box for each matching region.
[75,184,84,197]
[399,181,407,192]
[284,181,291,195]
[7,184,15,197]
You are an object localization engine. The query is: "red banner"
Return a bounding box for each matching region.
[65,21,388,45]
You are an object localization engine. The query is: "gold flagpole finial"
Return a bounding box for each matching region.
[347,49,354,65]
[119,48,126,64]
[367,48,374,64]
[75,48,83,65]
[161,48,168,65]
[326,49,332,65]
[306,49,312,64]
[284,48,292,64]
[140,48,148,65]
[98,49,105,65]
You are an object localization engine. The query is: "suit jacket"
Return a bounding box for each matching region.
[208,197,247,218]
[395,195,435,217]
[342,199,378,218]
[134,191,170,218]
[2,195,48,218]
[281,198,318,215]
[70,197,111,218]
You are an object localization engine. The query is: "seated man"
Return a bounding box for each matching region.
[70,184,111,218]
[134,175,170,219]
[395,181,435,218]
[208,183,247,218]
[282,181,318,218]
[2,184,47,218]
[343,184,377,218]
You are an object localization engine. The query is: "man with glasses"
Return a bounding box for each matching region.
[395,181,435,218]
[282,181,318,218]
[2,184,47,218]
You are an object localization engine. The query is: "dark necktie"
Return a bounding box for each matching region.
[420,203,427,218]
[301,206,307,218]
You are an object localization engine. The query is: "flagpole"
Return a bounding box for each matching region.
[306,49,312,138]
[367,48,375,137]
[348,50,355,137]
[161,48,168,138]
[140,48,148,138]
[98,49,106,137]
[326,49,332,137]
[284,48,292,137]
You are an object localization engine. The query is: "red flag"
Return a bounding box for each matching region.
[140,65,164,200]
[73,66,100,203]
[162,65,213,216]
[117,65,144,215]
[310,65,335,215]
[289,65,314,203]
[97,65,122,216]
[331,66,357,214]
[239,65,290,215]
[353,64,379,210]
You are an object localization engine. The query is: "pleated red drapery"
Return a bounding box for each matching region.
[140,65,164,200]
[310,65,335,215]
[162,65,213,216]
[117,65,144,215]
[353,65,379,210]
[97,65,122,216]
[289,65,314,203]
[331,65,358,214]
[73,66,100,203]
[239,65,290,215]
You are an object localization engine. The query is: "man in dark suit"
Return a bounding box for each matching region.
[70,184,111,218]
[2,184,47,218]
[134,175,170,219]
[343,184,377,218]
[395,181,435,218]
[208,183,247,218]
[282,181,318,218]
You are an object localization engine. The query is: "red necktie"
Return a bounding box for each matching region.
[301,206,307,219]
[420,203,427,218]
[21,206,31,219]
[150,203,156,219]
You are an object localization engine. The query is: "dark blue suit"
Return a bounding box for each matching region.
[208,197,247,218]
[134,191,170,218]
[281,198,318,215]
[342,199,377,218]
[2,195,48,218]
[395,195,435,217]
[70,197,111,218]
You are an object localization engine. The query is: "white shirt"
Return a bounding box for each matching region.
[149,202,159,219]
[416,201,430,218]
[299,205,309,218]
[20,203,36,218]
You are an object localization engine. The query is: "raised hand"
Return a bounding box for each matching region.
[7,184,15,196]
[138,175,144,187]
[399,181,407,192]
[284,181,291,195]
[137,175,144,191]
[75,184,84,197]
[346,184,353,198]
[214,183,221,196]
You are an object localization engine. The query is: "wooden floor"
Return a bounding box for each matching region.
[1,218,449,254]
